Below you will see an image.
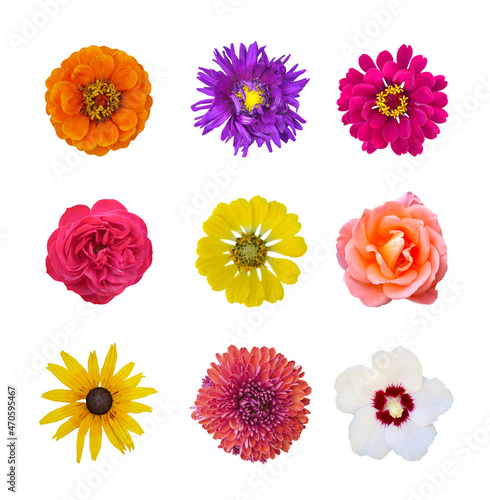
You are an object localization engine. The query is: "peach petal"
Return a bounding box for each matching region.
[414,225,431,265]
[336,218,358,270]
[78,46,103,66]
[61,114,89,141]
[366,264,418,285]
[409,245,440,297]
[111,66,138,91]
[91,54,115,80]
[352,211,375,258]
[365,201,411,242]
[426,226,447,255]
[365,244,396,279]
[344,240,370,283]
[343,270,391,307]
[112,108,138,131]
[407,204,442,234]
[382,260,432,299]
[60,91,82,115]
[378,216,421,243]
[71,65,95,86]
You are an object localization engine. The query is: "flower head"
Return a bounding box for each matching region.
[45,45,152,155]
[46,199,152,304]
[337,44,448,155]
[335,347,453,461]
[196,196,307,306]
[191,42,309,156]
[40,345,157,462]
[192,345,311,463]
[336,192,447,306]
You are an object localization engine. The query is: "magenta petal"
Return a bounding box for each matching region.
[370,111,386,128]
[59,205,90,227]
[359,54,376,72]
[431,92,448,108]
[398,115,411,139]
[408,55,427,76]
[432,75,448,92]
[340,84,354,101]
[409,124,425,147]
[408,107,427,127]
[393,69,413,87]
[422,121,440,139]
[376,50,393,71]
[431,108,448,123]
[358,121,372,141]
[382,118,398,143]
[409,86,433,104]
[396,45,413,69]
[91,200,128,215]
[346,68,364,84]
[371,127,387,148]
[352,84,378,97]
[391,137,409,155]
[362,99,376,120]
[349,123,360,138]
[364,68,384,90]
[382,61,400,85]
[349,96,369,123]
[412,72,436,91]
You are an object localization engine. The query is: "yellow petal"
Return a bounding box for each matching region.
[107,362,135,391]
[113,401,152,414]
[46,364,84,392]
[250,196,269,231]
[89,416,103,460]
[42,389,81,403]
[203,215,234,239]
[260,201,287,234]
[225,271,251,304]
[196,237,230,259]
[267,257,301,285]
[110,416,134,451]
[52,413,84,440]
[196,255,232,276]
[60,351,91,391]
[260,267,284,303]
[265,213,301,242]
[87,351,100,388]
[115,412,144,435]
[118,373,144,390]
[244,268,265,307]
[101,414,126,453]
[229,198,253,232]
[40,403,87,425]
[100,344,117,387]
[269,237,307,257]
[114,387,157,401]
[206,263,237,291]
[212,202,241,232]
[76,414,92,462]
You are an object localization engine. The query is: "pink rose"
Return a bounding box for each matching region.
[336,193,447,307]
[46,200,152,304]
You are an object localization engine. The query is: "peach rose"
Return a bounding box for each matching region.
[336,193,447,307]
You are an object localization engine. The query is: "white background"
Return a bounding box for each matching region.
[1,0,489,499]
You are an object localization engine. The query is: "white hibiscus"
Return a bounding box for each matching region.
[334,346,453,460]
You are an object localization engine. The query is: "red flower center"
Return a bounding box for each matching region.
[373,385,414,426]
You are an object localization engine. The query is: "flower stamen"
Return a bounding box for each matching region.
[376,84,408,118]
[232,79,270,116]
[81,79,121,122]
[230,232,267,271]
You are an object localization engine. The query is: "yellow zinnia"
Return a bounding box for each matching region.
[39,344,156,462]
[196,196,307,306]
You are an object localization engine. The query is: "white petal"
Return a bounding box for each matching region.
[410,378,453,427]
[348,406,391,459]
[385,420,437,461]
[372,347,423,393]
[335,365,387,414]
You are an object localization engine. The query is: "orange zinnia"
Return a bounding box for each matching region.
[45,45,152,156]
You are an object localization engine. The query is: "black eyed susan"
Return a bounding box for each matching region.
[40,344,156,462]
[196,196,307,306]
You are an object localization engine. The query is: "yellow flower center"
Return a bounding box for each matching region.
[376,84,408,118]
[81,79,121,122]
[236,85,265,113]
[387,397,404,419]
[230,232,267,271]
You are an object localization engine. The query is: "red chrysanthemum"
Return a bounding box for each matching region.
[191,345,311,463]
[337,44,448,156]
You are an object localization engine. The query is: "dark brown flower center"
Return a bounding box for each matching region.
[86,387,113,415]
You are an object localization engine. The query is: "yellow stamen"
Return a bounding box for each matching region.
[387,397,404,418]
[237,85,264,113]
[81,79,121,122]
[376,84,408,118]
[230,232,267,271]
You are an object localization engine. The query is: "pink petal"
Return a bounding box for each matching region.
[382,118,399,143]
[396,44,413,69]
[59,205,90,227]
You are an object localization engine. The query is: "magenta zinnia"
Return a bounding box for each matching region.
[192,345,311,463]
[191,42,309,157]
[337,44,448,155]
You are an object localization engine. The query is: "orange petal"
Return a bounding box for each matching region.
[73,122,98,151]
[72,65,95,86]
[135,110,149,134]
[111,66,138,91]
[51,119,67,139]
[62,114,90,141]
[122,89,146,112]
[117,128,136,142]
[61,91,83,115]
[112,50,136,68]
[112,108,138,131]
[78,46,103,66]
[46,67,63,90]
[47,102,69,123]
[95,121,119,147]
[50,81,78,106]
[91,54,115,80]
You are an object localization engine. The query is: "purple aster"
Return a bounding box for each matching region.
[191,42,309,157]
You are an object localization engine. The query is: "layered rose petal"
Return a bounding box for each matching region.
[192,346,311,463]
[46,200,152,304]
[338,44,447,156]
[45,46,152,156]
[336,193,447,306]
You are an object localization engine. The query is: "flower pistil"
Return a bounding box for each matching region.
[230,233,267,271]
[376,84,408,118]
[81,79,121,122]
